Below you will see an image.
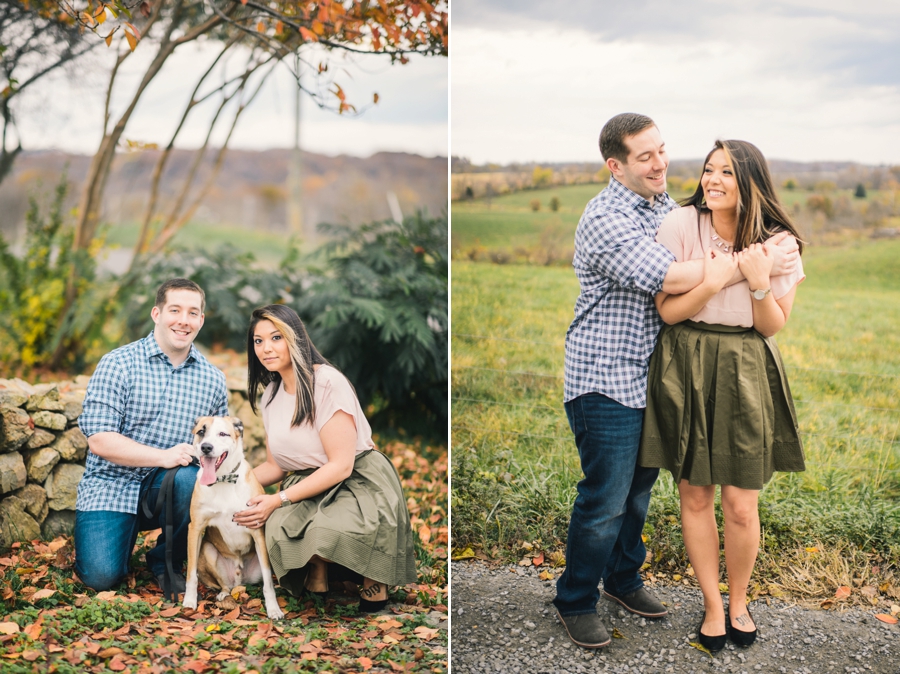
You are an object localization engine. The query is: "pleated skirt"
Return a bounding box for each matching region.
[265,449,417,595]
[639,321,805,490]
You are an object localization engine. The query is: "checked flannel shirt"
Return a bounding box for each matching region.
[76,331,228,514]
[564,178,677,409]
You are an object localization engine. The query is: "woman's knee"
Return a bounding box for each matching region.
[722,488,759,528]
[678,483,715,515]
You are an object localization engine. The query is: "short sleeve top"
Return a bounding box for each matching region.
[261,365,376,472]
[656,206,805,328]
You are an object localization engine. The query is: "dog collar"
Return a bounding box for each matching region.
[213,465,240,485]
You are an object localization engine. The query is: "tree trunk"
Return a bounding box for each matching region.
[52,1,229,368]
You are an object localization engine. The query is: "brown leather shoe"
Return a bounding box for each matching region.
[555,609,611,648]
[603,587,668,618]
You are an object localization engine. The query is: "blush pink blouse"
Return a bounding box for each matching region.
[656,206,805,328]
[261,365,376,472]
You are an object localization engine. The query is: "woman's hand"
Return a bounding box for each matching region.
[737,243,774,288]
[232,493,280,531]
[701,247,738,293]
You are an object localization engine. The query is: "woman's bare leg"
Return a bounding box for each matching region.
[721,485,760,631]
[678,481,725,635]
[305,555,329,593]
[361,577,388,602]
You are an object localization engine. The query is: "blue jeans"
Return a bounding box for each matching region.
[554,393,659,616]
[75,465,197,591]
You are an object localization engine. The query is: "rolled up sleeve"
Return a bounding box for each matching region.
[578,209,675,294]
[79,354,128,437]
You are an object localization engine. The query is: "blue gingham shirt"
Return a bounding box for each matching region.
[76,331,228,513]
[564,178,677,408]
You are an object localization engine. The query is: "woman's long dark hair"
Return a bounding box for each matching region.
[682,139,804,254]
[247,305,330,428]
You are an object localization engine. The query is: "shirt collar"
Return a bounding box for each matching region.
[608,176,672,211]
[142,330,198,367]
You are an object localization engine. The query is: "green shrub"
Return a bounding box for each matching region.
[296,212,448,439]
[0,176,117,372]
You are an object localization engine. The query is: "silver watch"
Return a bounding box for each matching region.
[278,490,291,507]
[750,288,772,301]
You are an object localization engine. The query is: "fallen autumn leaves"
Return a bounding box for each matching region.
[0,441,447,673]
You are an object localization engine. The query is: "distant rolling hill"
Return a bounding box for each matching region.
[0,148,448,241]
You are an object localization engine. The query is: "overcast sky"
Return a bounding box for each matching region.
[451,0,900,165]
[15,36,447,159]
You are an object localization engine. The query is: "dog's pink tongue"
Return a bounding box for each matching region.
[199,457,218,486]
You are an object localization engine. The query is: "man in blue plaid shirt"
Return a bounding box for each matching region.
[554,114,798,648]
[75,278,228,593]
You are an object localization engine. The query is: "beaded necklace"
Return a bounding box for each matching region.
[710,212,734,253]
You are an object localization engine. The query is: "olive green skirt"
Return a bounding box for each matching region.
[265,449,417,595]
[639,321,804,490]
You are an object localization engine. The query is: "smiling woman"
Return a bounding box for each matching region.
[234,304,418,613]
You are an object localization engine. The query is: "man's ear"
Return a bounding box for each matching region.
[606,156,623,178]
[150,305,160,325]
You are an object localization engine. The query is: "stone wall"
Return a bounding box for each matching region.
[0,371,265,549]
[0,378,89,548]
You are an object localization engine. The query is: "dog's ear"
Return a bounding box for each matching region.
[192,417,209,437]
[231,417,244,438]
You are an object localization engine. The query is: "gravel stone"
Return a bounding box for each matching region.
[451,560,900,674]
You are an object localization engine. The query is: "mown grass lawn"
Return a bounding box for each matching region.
[0,443,447,673]
[451,240,900,604]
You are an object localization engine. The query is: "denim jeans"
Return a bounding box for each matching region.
[75,465,198,591]
[553,393,659,616]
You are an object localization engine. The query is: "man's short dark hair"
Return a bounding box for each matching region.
[155,278,205,313]
[599,113,656,163]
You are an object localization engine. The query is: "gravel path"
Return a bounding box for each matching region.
[451,560,900,674]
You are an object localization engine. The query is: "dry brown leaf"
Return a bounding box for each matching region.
[29,588,55,602]
[98,647,124,658]
[413,626,440,641]
[0,623,19,635]
[835,586,852,600]
[875,614,898,624]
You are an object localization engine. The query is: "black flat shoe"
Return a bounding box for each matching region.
[358,597,389,612]
[729,606,757,647]
[697,612,727,653]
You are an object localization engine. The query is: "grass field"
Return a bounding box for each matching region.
[450,238,900,600]
[102,221,299,267]
[451,183,898,261]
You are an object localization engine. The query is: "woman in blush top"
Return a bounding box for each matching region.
[638,140,806,652]
[232,304,416,612]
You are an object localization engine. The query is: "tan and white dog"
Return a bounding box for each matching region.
[182,416,284,620]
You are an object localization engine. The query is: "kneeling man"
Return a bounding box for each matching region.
[75,278,228,593]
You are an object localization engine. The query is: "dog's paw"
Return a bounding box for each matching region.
[266,604,285,620]
[182,594,198,610]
